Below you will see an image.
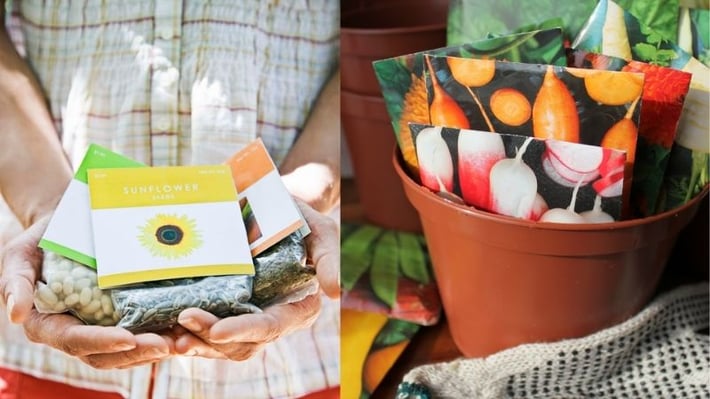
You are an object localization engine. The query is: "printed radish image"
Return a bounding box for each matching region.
[415,126,454,194]
[594,149,626,198]
[409,124,625,222]
[597,148,626,179]
[539,178,587,224]
[530,193,549,221]
[458,130,506,210]
[489,137,539,219]
[580,195,614,223]
[593,169,624,198]
[542,140,603,187]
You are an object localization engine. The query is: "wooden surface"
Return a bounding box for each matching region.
[341,177,463,398]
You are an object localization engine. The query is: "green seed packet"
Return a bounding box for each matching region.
[39,144,144,268]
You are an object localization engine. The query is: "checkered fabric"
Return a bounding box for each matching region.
[1,1,339,398]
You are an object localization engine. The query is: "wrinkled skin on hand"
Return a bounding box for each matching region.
[174,200,340,360]
[0,215,174,369]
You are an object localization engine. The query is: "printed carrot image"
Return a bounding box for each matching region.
[239,197,263,244]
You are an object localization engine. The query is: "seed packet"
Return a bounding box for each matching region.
[340,223,441,326]
[567,49,692,217]
[410,124,626,222]
[39,144,144,268]
[225,138,311,256]
[87,165,254,288]
[572,0,710,211]
[112,233,315,333]
[250,233,316,307]
[447,0,682,48]
[423,55,642,216]
[34,251,119,326]
[446,0,597,45]
[372,28,567,174]
[680,6,709,66]
[341,309,420,398]
[39,231,315,333]
[111,275,258,333]
[36,144,317,331]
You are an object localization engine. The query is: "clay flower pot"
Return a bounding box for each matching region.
[341,0,449,95]
[342,91,421,232]
[393,149,709,358]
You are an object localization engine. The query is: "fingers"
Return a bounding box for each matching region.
[175,332,263,361]
[177,308,220,340]
[307,228,340,299]
[0,217,50,323]
[296,202,340,299]
[82,333,171,369]
[22,310,170,369]
[209,294,321,343]
[176,308,266,361]
[176,295,320,361]
[23,311,136,357]
[173,333,227,358]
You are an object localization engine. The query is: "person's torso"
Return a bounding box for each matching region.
[8,0,339,167]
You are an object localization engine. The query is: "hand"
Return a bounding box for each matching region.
[174,294,321,360]
[174,200,340,360]
[0,215,173,369]
[296,199,340,299]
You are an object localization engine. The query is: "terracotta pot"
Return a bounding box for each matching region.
[341,0,449,95]
[342,91,421,232]
[393,149,709,358]
[668,193,709,282]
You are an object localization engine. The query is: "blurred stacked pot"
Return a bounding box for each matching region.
[341,0,449,232]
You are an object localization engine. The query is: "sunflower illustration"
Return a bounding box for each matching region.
[138,214,203,259]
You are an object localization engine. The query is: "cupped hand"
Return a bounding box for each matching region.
[174,199,339,360]
[174,293,321,360]
[0,215,173,369]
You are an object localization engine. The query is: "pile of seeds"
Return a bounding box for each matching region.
[35,233,317,333]
[34,252,119,326]
[112,275,259,333]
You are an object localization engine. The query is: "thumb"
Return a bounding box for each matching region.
[297,202,340,299]
[0,217,48,323]
[177,308,220,342]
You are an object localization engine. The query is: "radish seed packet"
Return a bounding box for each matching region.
[410,124,627,222]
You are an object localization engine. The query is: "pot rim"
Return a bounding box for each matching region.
[341,22,447,36]
[392,147,710,232]
[341,3,448,35]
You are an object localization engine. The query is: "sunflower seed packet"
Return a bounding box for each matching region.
[87,165,254,288]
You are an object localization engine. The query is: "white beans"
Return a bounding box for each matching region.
[34,252,119,326]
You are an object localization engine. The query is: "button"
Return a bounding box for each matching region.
[155,117,171,132]
[158,24,174,40]
[155,67,179,87]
